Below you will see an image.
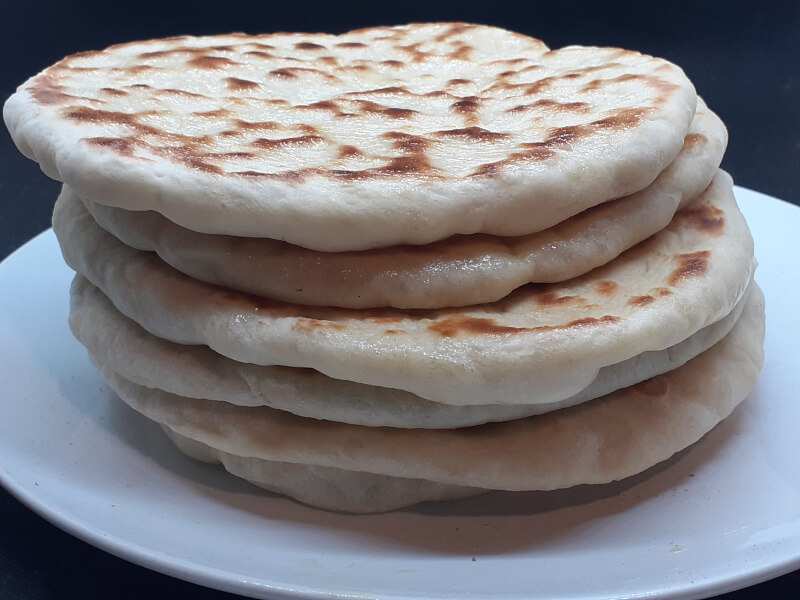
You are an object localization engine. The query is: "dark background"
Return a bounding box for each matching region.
[1,1,798,598]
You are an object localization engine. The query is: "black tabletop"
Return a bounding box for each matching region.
[1,2,798,599]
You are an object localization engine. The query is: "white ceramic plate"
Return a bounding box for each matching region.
[1,186,799,600]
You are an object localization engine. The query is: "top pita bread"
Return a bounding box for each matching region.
[5,23,696,250]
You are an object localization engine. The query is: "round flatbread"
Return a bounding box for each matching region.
[53,170,755,406]
[6,23,696,250]
[100,285,764,511]
[77,99,725,308]
[161,426,483,513]
[70,276,750,428]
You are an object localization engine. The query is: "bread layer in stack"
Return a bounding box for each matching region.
[4,23,763,512]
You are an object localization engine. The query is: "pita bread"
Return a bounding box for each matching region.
[98,285,764,512]
[70,276,750,428]
[6,23,696,250]
[77,99,725,308]
[161,426,483,513]
[53,170,755,406]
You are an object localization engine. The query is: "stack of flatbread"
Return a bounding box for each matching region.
[4,23,763,512]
